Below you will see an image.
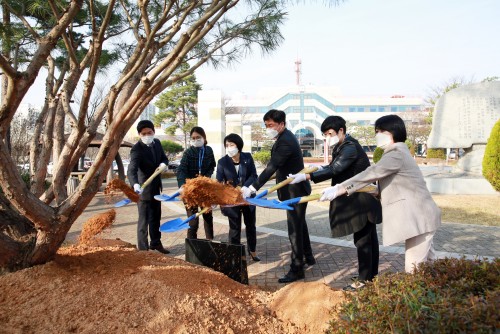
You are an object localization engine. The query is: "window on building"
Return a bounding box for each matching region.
[370,106,377,112]
[378,106,386,112]
[349,107,356,112]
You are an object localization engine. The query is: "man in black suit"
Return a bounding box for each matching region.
[241,109,315,283]
[127,120,170,254]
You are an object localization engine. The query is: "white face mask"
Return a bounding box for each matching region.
[226,146,239,157]
[191,139,204,148]
[141,135,154,145]
[326,135,339,147]
[265,128,279,139]
[376,132,393,149]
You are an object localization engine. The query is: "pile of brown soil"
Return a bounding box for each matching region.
[182,176,245,207]
[0,241,345,333]
[104,178,139,203]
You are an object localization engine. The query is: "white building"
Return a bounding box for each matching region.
[198,85,424,159]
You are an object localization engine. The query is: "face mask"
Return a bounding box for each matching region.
[265,128,279,139]
[326,135,339,147]
[191,139,204,148]
[141,135,154,145]
[226,147,239,157]
[376,133,393,149]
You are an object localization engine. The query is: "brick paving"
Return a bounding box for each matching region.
[69,177,499,291]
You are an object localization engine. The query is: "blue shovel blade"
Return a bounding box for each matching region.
[254,189,268,199]
[160,218,189,233]
[159,213,197,233]
[245,197,291,210]
[114,198,131,208]
[154,194,180,202]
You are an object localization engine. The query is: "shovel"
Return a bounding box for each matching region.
[114,164,168,208]
[154,190,181,202]
[159,207,210,233]
[272,184,380,210]
[253,166,318,199]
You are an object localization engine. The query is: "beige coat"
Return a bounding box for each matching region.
[340,142,441,246]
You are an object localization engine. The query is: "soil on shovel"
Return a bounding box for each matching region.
[0,209,345,333]
[104,178,139,203]
[182,176,244,208]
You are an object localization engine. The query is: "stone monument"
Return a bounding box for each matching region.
[427,81,500,174]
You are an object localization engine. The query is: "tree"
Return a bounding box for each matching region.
[347,123,376,150]
[482,119,500,191]
[154,62,201,148]
[0,0,314,272]
[160,140,183,161]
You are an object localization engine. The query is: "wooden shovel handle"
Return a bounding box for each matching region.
[141,164,168,189]
[296,184,378,204]
[266,166,318,194]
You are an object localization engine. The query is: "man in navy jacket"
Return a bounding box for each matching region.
[242,110,315,282]
[128,120,170,254]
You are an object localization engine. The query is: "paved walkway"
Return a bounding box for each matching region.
[69,178,500,291]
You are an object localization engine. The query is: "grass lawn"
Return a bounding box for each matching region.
[432,194,500,227]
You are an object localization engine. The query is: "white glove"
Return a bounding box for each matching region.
[159,162,167,171]
[309,164,323,172]
[240,186,252,199]
[288,173,307,184]
[133,183,143,194]
[320,185,339,201]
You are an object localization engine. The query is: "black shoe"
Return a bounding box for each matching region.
[343,281,365,291]
[151,245,170,254]
[305,256,316,266]
[249,251,261,262]
[278,270,305,283]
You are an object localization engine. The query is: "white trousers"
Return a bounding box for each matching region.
[405,231,437,273]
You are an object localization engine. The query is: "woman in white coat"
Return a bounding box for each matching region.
[320,115,441,273]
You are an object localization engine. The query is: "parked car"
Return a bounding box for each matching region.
[168,159,180,173]
[113,159,130,173]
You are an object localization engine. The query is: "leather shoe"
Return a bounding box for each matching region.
[343,281,365,291]
[150,245,170,254]
[249,252,261,262]
[278,270,305,283]
[305,256,316,266]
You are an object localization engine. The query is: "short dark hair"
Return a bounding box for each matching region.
[137,120,155,133]
[321,116,346,134]
[224,133,244,152]
[374,115,407,142]
[190,126,207,144]
[263,109,286,124]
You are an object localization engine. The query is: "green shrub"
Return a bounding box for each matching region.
[405,139,415,156]
[372,147,384,163]
[160,140,183,159]
[427,148,446,159]
[483,119,500,191]
[252,150,271,166]
[327,257,500,334]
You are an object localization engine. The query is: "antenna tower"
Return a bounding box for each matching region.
[294,58,302,86]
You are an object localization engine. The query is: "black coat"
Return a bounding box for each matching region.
[176,145,216,187]
[310,136,382,237]
[252,128,311,200]
[127,138,169,201]
[216,152,258,217]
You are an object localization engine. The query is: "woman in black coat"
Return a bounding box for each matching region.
[289,116,382,291]
[216,133,260,261]
[176,127,216,240]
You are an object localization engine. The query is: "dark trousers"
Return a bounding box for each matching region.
[286,202,313,272]
[185,206,214,240]
[353,222,379,281]
[137,199,162,250]
[227,206,257,253]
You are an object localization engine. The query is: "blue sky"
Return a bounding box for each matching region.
[195,0,500,98]
[21,0,499,107]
